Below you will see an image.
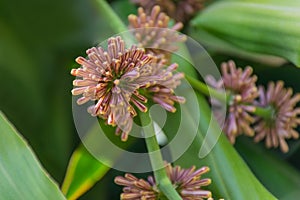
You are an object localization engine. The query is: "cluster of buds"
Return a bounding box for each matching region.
[131,0,206,23]
[128,5,186,61]
[207,60,300,153]
[71,36,185,141]
[114,163,212,200]
[71,5,189,141]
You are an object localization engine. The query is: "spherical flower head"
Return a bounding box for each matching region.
[71,36,185,141]
[128,5,186,60]
[115,163,212,200]
[206,60,258,144]
[254,81,300,153]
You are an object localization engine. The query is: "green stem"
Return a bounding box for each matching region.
[253,106,274,120]
[185,74,228,103]
[139,111,182,200]
[94,0,128,33]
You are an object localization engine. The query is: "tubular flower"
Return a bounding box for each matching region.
[254,81,300,153]
[131,0,205,23]
[128,5,186,60]
[206,60,258,144]
[165,164,212,200]
[131,0,176,18]
[147,60,186,112]
[115,163,212,200]
[114,173,158,200]
[71,36,184,141]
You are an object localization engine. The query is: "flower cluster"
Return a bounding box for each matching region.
[254,81,300,153]
[206,60,258,144]
[115,163,212,200]
[71,36,185,141]
[207,60,300,152]
[131,0,205,23]
[114,173,158,200]
[128,5,186,61]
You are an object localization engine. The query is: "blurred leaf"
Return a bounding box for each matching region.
[61,145,109,200]
[111,0,137,24]
[236,138,300,200]
[0,111,65,200]
[62,120,138,200]
[0,20,39,91]
[172,43,199,78]
[190,0,300,67]
[0,0,106,181]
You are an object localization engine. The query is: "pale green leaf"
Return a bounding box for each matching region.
[62,121,137,199]
[61,144,109,200]
[0,111,66,200]
[236,138,300,200]
[190,0,300,66]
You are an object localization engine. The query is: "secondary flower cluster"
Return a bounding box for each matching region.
[131,0,205,23]
[128,5,186,61]
[115,163,212,200]
[207,60,300,152]
[71,36,185,141]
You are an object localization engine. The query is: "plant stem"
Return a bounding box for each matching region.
[94,0,128,33]
[185,74,227,103]
[253,106,274,120]
[139,111,182,200]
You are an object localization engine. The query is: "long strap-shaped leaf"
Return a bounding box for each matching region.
[190,0,300,67]
[0,111,66,200]
[236,138,300,200]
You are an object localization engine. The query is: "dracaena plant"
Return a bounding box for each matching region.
[1,0,300,200]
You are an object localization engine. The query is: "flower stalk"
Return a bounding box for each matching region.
[139,111,182,200]
[253,106,274,120]
[185,74,227,103]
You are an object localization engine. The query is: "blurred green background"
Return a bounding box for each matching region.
[0,0,299,199]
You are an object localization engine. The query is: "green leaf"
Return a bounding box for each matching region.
[111,0,137,24]
[162,90,277,199]
[62,120,138,199]
[61,144,110,200]
[236,138,300,200]
[0,111,66,200]
[190,0,300,66]
[171,43,199,78]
